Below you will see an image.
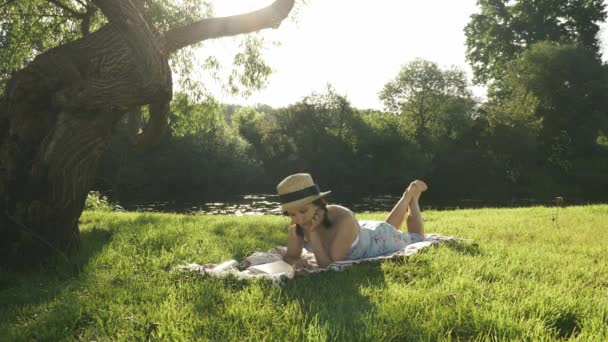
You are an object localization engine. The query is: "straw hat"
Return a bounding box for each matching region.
[276,173,331,211]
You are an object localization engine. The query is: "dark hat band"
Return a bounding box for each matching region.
[279,184,321,204]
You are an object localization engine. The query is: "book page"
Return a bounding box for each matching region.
[248,260,294,274]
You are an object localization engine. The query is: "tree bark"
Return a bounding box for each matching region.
[0,0,295,269]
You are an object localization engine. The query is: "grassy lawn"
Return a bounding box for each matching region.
[1,205,607,341]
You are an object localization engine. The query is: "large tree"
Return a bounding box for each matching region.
[0,0,295,268]
[379,58,475,149]
[489,42,608,157]
[465,0,606,84]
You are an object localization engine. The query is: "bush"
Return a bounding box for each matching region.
[85,191,118,211]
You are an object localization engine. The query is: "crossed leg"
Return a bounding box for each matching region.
[385,180,428,237]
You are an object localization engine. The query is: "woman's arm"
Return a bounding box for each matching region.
[328,212,359,262]
[308,230,333,268]
[309,210,358,268]
[283,224,304,265]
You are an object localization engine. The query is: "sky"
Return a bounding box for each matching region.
[198,0,608,110]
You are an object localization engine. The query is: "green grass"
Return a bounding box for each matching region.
[1,205,607,341]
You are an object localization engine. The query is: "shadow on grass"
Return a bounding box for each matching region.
[186,264,390,340]
[211,221,229,237]
[73,226,115,266]
[131,213,166,226]
[280,263,388,339]
[185,241,453,339]
[1,212,210,340]
[0,213,177,341]
[0,226,114,307]
[544,307,582,339]
[0,225,118,341]
[442,239,482,256]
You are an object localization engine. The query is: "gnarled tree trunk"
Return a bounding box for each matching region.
[0,0,295,269]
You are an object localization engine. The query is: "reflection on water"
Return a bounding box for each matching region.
[120,194,567,215]
[120,194,406,215]
[122,194,280,215]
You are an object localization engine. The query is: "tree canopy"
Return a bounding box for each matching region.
[0,0,284,98]
[464,0,606,84]
[379,59,475,148]
[490,42,608,155]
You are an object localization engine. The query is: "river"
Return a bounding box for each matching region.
[115,193,564,215]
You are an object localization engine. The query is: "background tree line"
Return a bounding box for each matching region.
[95,0,608,206]
[97,50,608,206]
[3,0,607,210]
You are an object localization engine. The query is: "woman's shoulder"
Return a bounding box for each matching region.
[327,205,356,223]
[327,204,353,215]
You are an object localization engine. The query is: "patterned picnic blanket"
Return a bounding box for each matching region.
[178,233,458,285]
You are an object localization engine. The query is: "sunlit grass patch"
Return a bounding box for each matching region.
[1,205,607,340]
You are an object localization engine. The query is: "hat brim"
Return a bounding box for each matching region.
[276,190,331,212]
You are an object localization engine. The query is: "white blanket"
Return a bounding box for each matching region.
[178,233,459,285]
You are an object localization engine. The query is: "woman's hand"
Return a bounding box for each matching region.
[305,208,323,233]
[292,258,310,269]
[288,223,298,233]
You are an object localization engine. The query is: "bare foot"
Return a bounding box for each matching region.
[403,180,428,197]
[404,180,427,217]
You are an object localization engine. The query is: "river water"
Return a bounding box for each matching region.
[119,194,409,215]
[116,193,562,215]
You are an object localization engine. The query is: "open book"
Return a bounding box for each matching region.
[248,260,294,275]
[211,260,239,272]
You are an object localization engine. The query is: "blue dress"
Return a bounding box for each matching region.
[303,220,424,260]
[345,220,424,260]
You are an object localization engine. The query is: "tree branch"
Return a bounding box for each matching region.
[163,0,295,53]
[2,13,70,18]
[47,0,98,36]
[90,0,161,54]
[133,101,170,147]
[73,0,88,7]
[80,5,97,36]
[47,0,82,18]
[89,0,171,148]
[91,0,169,90]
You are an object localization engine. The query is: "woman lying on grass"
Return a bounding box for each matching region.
[278,173,427,268]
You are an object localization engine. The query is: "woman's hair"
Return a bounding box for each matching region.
[283,197,331,237]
